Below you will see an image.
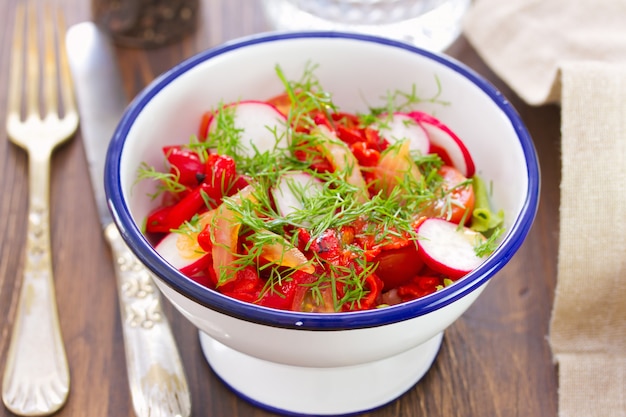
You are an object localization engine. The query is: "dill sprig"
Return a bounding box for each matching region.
[363,75,450,124]
[136,162,186,200]
[474,227,504,258]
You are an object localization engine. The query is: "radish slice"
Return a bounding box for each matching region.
[271,171,323,218]
[416,218,487,279]
[155,209,218,275]
[208,100,288,159]
[408,111,475,178]
[376,113,430,155]
[155,231,208,271]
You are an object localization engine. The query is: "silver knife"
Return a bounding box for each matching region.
[66,22,191,417]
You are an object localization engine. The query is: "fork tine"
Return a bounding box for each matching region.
[7,2,77,131]
[25,1,40,119]
[42,4,58,117]
[7,3,25,123]
[55,8,77,119]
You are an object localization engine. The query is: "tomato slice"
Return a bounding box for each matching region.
[373,245,423,290]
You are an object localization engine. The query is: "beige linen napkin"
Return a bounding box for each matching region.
[463,1,626,416]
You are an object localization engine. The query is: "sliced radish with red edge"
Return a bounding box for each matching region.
[208,100,288,159]
[376,113,430,155]
[155,231,211,275]
[271,171,323,218]
[408,111,475,177]
[416,218,487,279]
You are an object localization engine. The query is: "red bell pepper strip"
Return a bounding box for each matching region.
[203,153,237,206]
[161,182,213,231]
[145,205,174,234]
[219,265,265,304]
[363,126,387,152]
[197,223,213,253]
[347,274,383,311]
[257,278,299,311]
[336,124,364,145]
[350,141,380,167]
[163,145,205,187]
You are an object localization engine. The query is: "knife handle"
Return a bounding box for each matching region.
[104,224,191,417]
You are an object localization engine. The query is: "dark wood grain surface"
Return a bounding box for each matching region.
[0,1,560,416]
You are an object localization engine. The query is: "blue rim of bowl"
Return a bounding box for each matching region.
[105,31,540,331]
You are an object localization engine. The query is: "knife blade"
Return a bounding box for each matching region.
[66,22,191,417]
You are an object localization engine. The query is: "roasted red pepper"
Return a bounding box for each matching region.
[257,277,300,310]
[202,153,238,206]
[397,275,442,301]
[145,205,175,234]
[163,145,205,187]
[346,274,383,311]
[154,182,213,232]
[197,223,213,253]
[336,124,363,145]
[219,265,265,304]
[308,228,345,264]
[350,141,380,167]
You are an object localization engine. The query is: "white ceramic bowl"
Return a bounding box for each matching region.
[105,32,540,416]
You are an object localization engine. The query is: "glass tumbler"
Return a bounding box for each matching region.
[261,0,471,52]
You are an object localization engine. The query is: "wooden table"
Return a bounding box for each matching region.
[0,1,560,416]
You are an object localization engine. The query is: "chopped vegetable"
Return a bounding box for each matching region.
[470,175,504,233]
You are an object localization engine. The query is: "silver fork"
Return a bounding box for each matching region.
[2,3,77,416]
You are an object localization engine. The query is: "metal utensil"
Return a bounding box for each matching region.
[3,3,75,415]
[65,22,191,417]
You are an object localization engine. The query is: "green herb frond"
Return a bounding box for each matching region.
[474,227,504,258]
[171,213,203,236]
[363,75,450,126]
[136,162,186,199]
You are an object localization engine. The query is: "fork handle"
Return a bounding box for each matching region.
[104,223,191,417]
[2,151,70,416]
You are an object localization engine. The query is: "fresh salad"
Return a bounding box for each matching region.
[137,64,504,313]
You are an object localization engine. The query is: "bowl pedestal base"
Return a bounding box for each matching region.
[199,330,443,416]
